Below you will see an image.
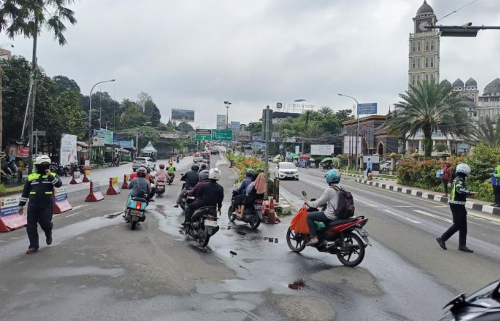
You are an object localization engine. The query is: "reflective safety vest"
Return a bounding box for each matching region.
[19,173,62,206]
[449,177,468,205]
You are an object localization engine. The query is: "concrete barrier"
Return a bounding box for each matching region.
[122,174,129,189]
[83,168,91,183]
[85,181,104,202]
[106,177,120,195]
[0,197,27,232]
[53,187,72,214]
[70,171,83,184]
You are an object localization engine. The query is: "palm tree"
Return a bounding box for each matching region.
[0,0,77,172]
[387,79,469,157]
[468,116,500,148]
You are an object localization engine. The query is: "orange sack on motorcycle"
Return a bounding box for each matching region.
[290,206,310,234]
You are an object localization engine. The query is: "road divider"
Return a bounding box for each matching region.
[83,168,91,183]
[106,177,121,195]
[122,174,129,189]
[0,197,27,232]
[85,181,104,202]
[53,187,72,214]
[70,171,83,184]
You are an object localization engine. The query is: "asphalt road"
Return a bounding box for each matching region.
[1,157,499,321]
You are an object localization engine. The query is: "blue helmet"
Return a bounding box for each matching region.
[325,169,341,184]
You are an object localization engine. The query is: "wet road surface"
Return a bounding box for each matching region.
[1,157,499,320]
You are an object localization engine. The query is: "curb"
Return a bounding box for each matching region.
[344,173,396,182]
[353,178,500,216]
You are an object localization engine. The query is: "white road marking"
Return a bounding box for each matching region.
[433,205,448,208]
[384,210,421,224]
[72,204,89,211]
[393,205,414,208]
[357,199,376,207]
[413,210,453,224]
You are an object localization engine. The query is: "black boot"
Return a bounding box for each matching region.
[458,245,473,253]
[436,237,447,250]
[46,233,53,246]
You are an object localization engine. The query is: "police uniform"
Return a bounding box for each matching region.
[441,176,470,247]
[19,172,62,250]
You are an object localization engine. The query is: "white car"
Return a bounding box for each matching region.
[275,162,299,180]
[132,157,156,172]
[193,153,203,163]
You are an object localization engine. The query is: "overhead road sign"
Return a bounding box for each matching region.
[195,129,212,141]
[358,103,377,115]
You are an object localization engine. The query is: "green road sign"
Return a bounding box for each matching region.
[212,129,233,141]
[195,129,212,141]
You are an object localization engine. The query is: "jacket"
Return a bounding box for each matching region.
[237,177,252,194]
[491,166,500,186]
[449,177,471,205]
[443,166,452,181]
[196,180,224,210]
[306,186,340,220]
[19,172,62,206]
[188,179,209,201]
[181,170,199,188]
[155,169,168,181]
[128,177,150,198]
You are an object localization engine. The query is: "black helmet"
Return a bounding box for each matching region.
[199,169,209,181]
[191,164,200,171]
[246,168,255,178]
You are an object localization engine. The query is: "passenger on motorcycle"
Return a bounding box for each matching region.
[167,163,176,179]
[187,169,210,202]
[155,164,168,181]
[182,168,224,227]
[199,163,208,172]
[174,164,200,208]
[236,172,266,219]
[305,169,341,246]
[236,169,255,195]
[128,167,151,200]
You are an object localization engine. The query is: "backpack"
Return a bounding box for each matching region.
[332,186,355,219]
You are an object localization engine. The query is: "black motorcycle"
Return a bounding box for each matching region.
[179,188,195,212]
[50,163,69,177]
[228,191,262,229]
[438,280,500,321]
[185,206,219,247]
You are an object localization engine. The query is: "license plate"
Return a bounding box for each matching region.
[204,219,218,227]
[131,210,144,217]
[254,205,263,210]
[356,229,371,246]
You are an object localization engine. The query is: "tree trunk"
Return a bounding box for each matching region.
[424,130,433,158]
[27,16,39,174]
[0,66,3,153]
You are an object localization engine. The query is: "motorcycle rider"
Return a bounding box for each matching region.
[183,168,224,227]
[437,163,477,253]
[167,162,176,180]
[155,164,168,181]
[145,167,156,200]
[174,164,200,208]
[305,169,341,246]
[236,169,255,196]
[199,162,208,172]
[18,155,62,254]
[187,169,210,202]
[128,167,151,200]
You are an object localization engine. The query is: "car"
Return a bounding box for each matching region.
[211,150,219,155]
[132,157,156,171]
[193,153,203,163]
[275,162,299,180]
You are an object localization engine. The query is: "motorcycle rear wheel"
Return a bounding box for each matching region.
[198,228,210,247]
[249,212,260,229]
[286,228,307,253]
[228,205,236,222]
[336,232,365,267]
[131,221,137,230]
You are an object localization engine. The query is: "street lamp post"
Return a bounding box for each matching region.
[88,79,115,160]
[224,101,232,129]
[338,93,360,171]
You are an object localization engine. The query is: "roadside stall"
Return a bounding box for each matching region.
[141,141,157,161]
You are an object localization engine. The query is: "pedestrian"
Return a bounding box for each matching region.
[488,160,500,207]
[366,157,372,179]
[18,155,62,254]
[442,161,452,197]
[436,163,476,253]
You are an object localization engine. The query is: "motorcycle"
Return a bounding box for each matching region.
[227,191,263,229]
[167,173,174,185]
[179,188,195,212]
[155,180,166,197]
[7,160,18,174]
[50,162,69,177]
[285,191,371,267]
[124,194,148,230]
[184,206,219,247]
[438,280,500,321]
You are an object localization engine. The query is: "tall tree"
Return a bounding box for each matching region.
[468,116,500,148]
[136,91,152,112]
[177,122,194,134]
[0,0,77,172]
[144,100,161,127]
[120,100,147,129]
[387,79,469,157]
[53,75,80,95]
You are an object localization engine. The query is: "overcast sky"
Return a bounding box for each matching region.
[5,0,500,128]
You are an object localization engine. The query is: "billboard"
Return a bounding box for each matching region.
[311,145,335,156]
[216,115,226,130]
[92,129,113,146]
[172,109,195,122]
[231,121,240,130]
[358,103,377,115]
[343,136,362,154]
[60,134,78,166]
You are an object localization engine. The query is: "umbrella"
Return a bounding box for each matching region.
[309,158,315,161]
[300,154,310,159]
[321,157,340,163]
[288,153,299,158]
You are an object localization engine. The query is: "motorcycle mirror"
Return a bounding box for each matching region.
[302,191,307,197]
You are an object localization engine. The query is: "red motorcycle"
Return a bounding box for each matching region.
[286,191,371,267]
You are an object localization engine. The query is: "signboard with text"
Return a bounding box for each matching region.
[311,145,335,156]
[195,129,212,141]
[212,130,233,141]
[357,103,377,115]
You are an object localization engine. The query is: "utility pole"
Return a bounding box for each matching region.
[264,105,270,199]
[27,16,39,175]
[135,131,139,158]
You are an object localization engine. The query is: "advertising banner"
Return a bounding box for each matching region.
[172,109,195,122]
[60,133,78,166]
[343,136,362,154]
[0,197,26,232]
[54,187,72,214]
[16,146,29,158]
[311,145,335,156]
[216,115,226,130]
[231,121,240,130]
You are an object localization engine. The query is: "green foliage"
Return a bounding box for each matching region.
[246,122,262,134]
[120,102,148,128]
[53,75,80,95]
[388,79,470,157]
[468,116,500,148]
[177,122,194,134]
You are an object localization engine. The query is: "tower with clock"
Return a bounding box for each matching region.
[408,1,440,88]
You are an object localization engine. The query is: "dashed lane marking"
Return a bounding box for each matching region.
[384,210,421,224]
[393,205,414,208]
[357,199,376,207]
[413,210,453,224]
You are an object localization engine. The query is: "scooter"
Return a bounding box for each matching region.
[155,180,166,197]
[438,280,500,321]
[285,191,371,267]
[167,173,174,185]
[124,193,147,230]
[179,190,195,212]
[227,191,263,229]
[50,162,68,177]
[184,206,219,247]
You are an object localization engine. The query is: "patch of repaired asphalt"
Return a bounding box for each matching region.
[274,295,335,321]
[311,266,382,296]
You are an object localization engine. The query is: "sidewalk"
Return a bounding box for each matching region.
[343,173,500,216]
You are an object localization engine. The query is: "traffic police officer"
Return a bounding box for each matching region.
[19,155,62,254]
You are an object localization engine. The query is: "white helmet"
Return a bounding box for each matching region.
[208,168,221,180]
[35,155,51,165]
[455,163,471,177]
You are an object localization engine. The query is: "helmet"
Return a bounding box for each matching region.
[456,163,471,177]
[208,168,221,180]
[325,169,341,184]
[200,164,207,170]
[146,167,151,174]
[191,164,200,171]
[199,169,209,181]
[246,168,255,178]
[169,161,173,166]
[35,155,51,165]
[159,164,165,169]
[137,167,147,177]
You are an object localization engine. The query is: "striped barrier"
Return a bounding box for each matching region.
[85,181,104,202]
[0,197,27,232]
[53,187,72,214]
[106,177,120,195]
[70,171,83,184]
